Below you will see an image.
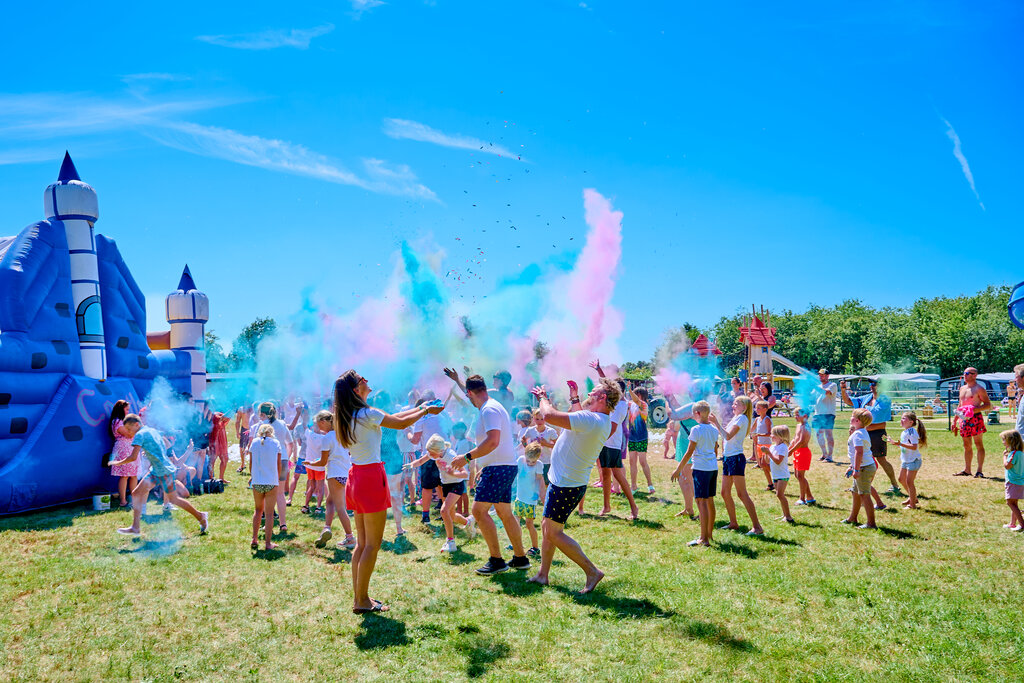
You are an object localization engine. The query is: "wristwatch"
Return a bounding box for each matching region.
[465,453,473,461]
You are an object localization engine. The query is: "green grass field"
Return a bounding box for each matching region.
[2,416,1022,681]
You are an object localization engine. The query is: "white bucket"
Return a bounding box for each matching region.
[93,494,111,511]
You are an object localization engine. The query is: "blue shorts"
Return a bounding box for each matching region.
[294,460,307,475]
[543,484,587,525]
[693,469,718,499]
[722,454,746,477]
[812,414,836,430]
[145,472,176,495]
[474,465,517,504]
[902,460,922,471]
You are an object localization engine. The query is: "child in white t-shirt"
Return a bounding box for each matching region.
[405,434,473,552]
[247,424,281,551]
[888,411,927,509]
[451,421,475,518]
[515,444,545,556]
[844,408,878,529]
[768,425,793,523]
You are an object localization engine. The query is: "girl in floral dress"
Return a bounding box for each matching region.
[109,400,137,507]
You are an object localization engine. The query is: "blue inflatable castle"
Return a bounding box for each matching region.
[0,153,208,514]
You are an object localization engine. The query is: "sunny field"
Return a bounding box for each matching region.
[1,416,1022,682]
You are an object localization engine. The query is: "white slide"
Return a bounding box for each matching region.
[770,351,812,376]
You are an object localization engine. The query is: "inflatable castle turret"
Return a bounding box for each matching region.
[166,266,209,404]
[42,153,107,380]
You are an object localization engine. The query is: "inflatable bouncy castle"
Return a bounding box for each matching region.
[0,153,208,514]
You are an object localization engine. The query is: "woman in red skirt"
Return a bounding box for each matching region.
[334,370,445,614]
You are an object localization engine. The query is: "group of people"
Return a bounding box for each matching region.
[106,359,1024,614]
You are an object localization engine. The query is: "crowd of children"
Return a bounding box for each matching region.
[108,362,1024,601]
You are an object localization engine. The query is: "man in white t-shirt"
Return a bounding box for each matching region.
[446,370,529,575]
[526,377,620,594]
[810,369,838,462]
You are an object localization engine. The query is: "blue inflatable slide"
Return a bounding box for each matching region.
[0,154,194,514]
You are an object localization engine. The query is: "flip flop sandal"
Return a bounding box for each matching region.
[251,541,258,550]
[953,470,971,476]
[301,506,310,514]
[974,472,984,478]
[353,600,389,614]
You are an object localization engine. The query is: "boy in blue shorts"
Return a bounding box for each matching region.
[515,443,545,556]
[112,415,209,537]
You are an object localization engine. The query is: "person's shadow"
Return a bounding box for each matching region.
[354,613,411,650]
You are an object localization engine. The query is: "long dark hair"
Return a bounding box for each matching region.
[334,369,368,449]
[109,400,129,435]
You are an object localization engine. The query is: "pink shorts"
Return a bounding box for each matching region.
[308,469,325,481]
[346,462,391,514]
[1006,481,1024,501]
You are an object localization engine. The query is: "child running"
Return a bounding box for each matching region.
[1000,430,1024,531]
[842,408,877,530]
[301,422,327,514]
[112,415,209,537]
[306,411,357,551]
[405,434,475,552]
[888,411,927,509]
[767,425,794,523]
[671,401,719,547]
[789,408,815,505]
[248,424,281,550]
[515,443,545,557]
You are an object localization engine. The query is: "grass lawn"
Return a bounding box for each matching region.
[1,416,1022,681]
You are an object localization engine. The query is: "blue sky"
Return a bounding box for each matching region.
[1,1,1021,363]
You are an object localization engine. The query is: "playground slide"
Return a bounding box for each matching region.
[770,351,812,377]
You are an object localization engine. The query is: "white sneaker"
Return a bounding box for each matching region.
[199,512,209,534]
[465,517,477,539]
[163,503,174,512]
[315,528,332,548]
[440,539,457,553]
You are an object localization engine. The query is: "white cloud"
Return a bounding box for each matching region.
[351,0,386,11]
[383,118,523,160]
[0,92,436,200]
[196,24,334,50]
[121,73,192,83]
[940,116,984,211]
[146,122,437,200]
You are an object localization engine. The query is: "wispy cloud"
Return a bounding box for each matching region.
[147,122,436,200]
[196,24,334,50]
[351,0,386,12]
[383,118,523,160]
[0,92,435,200]
[940,116,984,211]
[121,73,192,83]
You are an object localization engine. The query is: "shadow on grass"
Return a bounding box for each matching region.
[672,619,758,652]
[354,613,410,650]
[876,526,921,540]
[714,540,759,559]
[550,583,675,619]
[327,548,352,565]
[921,508,965,518]
[252,547,286,561]
[382,536,418,555]
[749,534,801,547]
[788,519,822,529]
[117,535,183,558]
[808,502,843,511]
[491,571,544,597]
[455,632,511,678]
[629,518,665,530]
[445,548,478,566]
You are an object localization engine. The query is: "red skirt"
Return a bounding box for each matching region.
[346,462,391,514]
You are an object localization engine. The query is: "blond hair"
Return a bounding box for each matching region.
[598,378,622,411]
[771,424,790,441]
[525,442,542,461]
[755,400,769,411]
[733,396,753,437]
[693,400,711,417]
[852,408,873,428]
[425,433,450,453]
[1000,429,1024,452]
[315,409,332,426]
[257,424,274,438]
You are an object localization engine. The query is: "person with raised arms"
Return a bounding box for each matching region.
[527,378,621,593]
[333,370,444,614]
[444,368,530,576]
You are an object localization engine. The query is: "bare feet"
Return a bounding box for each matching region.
[116,527,141,536]
[580,570,605,594]
[598,508,611,517]
[264,542,278,550]
[674,509,692,518]
[725,524,740,531]
[527,574,549,585]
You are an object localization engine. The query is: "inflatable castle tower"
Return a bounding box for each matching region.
[0,153,208,514]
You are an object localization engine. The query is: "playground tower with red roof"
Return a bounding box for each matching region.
[739,305,777,390]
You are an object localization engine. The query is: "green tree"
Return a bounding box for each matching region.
[204,330,230,373]
[228,317,277,369]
